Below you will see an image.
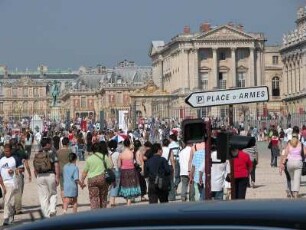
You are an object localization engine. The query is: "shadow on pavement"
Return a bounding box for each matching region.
[299,193,306,197]
[253,185,266,189]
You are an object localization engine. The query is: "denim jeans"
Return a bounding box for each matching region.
[212,190,224,200]
[180,176,189,201]
[174,161,181,189]
[168,161,181,201]
[250,160,257,182]
[195,183,205,201]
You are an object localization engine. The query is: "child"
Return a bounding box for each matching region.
[63,153,85,214]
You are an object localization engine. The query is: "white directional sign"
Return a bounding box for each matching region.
[185,86,269,108]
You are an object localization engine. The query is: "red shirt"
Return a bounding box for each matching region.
[271,137,279,146]
[234,150,253,179]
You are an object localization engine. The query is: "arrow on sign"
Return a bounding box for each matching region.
[185,86,269,108]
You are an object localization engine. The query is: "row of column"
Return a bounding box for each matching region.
[192,47,259,90]
[282,56,304,95]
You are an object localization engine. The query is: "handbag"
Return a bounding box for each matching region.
[154,158,170,191]
[94,153,116,184]
[268,141,272,149]
[301,145,306,176]
[302,162,306,176]
[133,151,142,173]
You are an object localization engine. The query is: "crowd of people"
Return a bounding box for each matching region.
[265,124,306,199]
[0,118,305,226]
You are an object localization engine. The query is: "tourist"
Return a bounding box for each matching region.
[144,143,170,203]
[199,143,230,200]
[270,130,280,167]
[108,139,120,207]
[243,135,258,188]
[118,138,141,205]
[34,137,59,217]
[230,147,253,199]
[168,134,181,201]
[80,142,112,209]
[63,153,85,213]
[179,141,192,201]
[0,144,22,226]
[280,126,306,198]
[57,137,71,203]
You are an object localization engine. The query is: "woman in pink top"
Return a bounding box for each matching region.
[280,126,306,198]
[118,138,141,205]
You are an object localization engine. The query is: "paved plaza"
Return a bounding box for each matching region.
[0,141,305,227]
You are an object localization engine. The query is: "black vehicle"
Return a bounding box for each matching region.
[11,200,306,230]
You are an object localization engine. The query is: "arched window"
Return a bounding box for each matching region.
[272,76,280,96]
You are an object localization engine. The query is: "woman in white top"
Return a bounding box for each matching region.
[161,138,174,167]
[280,126,306,198]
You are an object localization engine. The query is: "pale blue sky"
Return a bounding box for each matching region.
[0,0,304,70]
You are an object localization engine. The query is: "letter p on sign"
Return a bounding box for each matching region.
[196,96,204,104]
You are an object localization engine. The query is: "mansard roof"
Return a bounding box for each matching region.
[0,73,78,80]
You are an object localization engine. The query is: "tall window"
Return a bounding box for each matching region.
[272,56,279,65]
[34,88,38,97]
[220,106,228,118]
[200,107,211,118]
[199,49,208,60]
[12,88,17,97]
[200,72,208,90]
[0,102,3,113]
[272,76,280,96]
[81,97,86,108]
[237,72,246,88]
[219,52,226,60]
[237,49,247,60]
[218,72,227,89]
[23,101,28,114]
[23,88,28,97]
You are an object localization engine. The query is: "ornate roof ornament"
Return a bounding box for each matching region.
[132,79,168,96]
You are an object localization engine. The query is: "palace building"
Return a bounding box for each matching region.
[146,22,283,125]
[281,6,306,119]
[0,61,151,129]
[0,65,78,121]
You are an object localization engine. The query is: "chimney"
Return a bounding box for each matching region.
[200,23,211,33]
[228,21,234,27]
[237,24,244,31]
[183,25,191,34]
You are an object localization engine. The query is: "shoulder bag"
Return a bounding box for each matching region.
[268,140,272,149]
[94,153,116,184]
[133,151,142,173]
[154,157,170,191]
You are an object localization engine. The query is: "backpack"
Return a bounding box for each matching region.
[33,150,52,173]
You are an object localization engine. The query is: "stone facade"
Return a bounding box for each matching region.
[280,6,306,116]
[60,60,151,128]
[0,61,151,126]
[0,76,48,120]
[149,23,282,123]
[0,66,78,121]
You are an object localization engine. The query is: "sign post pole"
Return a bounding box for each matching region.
[228,104,236,200]
[185,86,269,201]
[204,119,212,200]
